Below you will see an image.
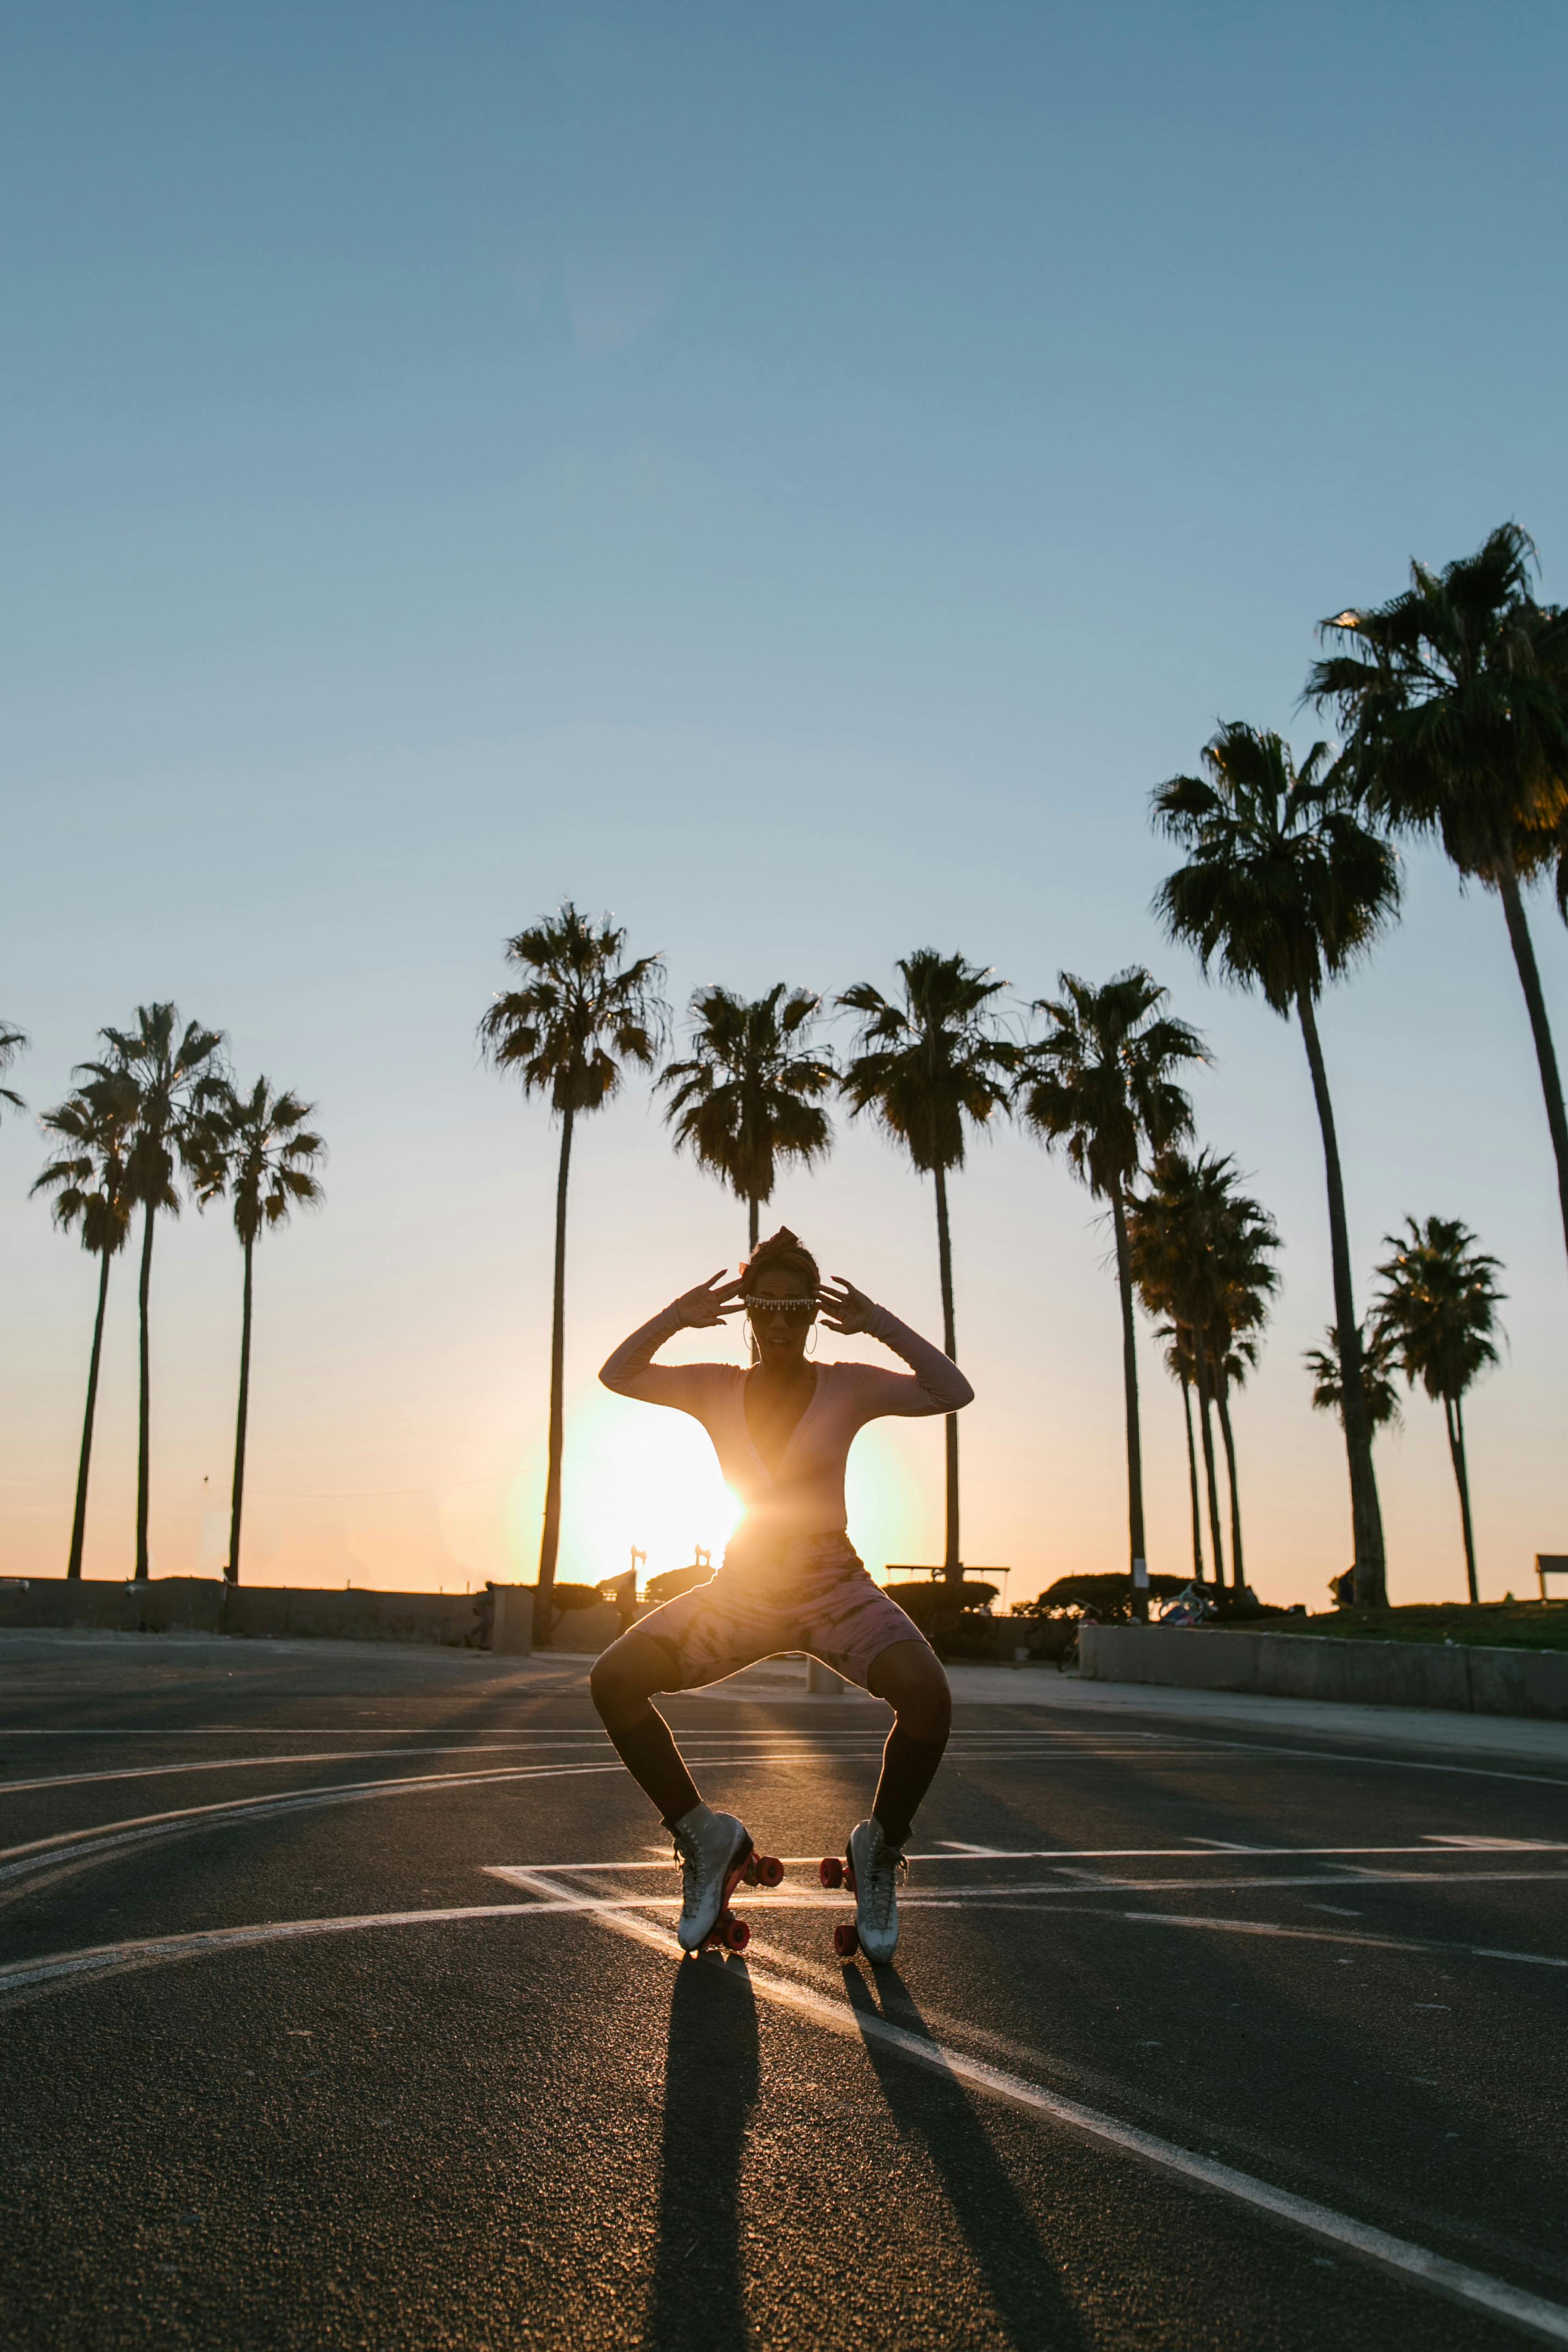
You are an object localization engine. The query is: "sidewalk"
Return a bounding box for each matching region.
[937,1661,1568,1767]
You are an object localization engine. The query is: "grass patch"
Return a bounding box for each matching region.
[1275,1600,1568,1652]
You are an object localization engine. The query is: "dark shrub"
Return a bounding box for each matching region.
[644,1562,714,1606]
[883,1580,999,1629]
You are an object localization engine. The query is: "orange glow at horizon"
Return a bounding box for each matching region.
[549,1391,938,1590]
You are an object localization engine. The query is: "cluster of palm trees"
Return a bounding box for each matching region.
[488,524,1565,1634]
[8,1006,324,1584]
[10,528,1556,1614]
[1307,1220,1505,1608]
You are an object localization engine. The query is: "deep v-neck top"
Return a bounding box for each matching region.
[742,1366,820,1481]
[600,1299,973,1552]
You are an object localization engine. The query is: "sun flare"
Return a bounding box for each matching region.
[556,1392,743,1584]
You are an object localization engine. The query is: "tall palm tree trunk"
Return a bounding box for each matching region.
[134,1203,156,1581]
[67,1251,113,1581]
[1109,1186,1149,1619]
[747,1195,759,1253]
[227,1237,255,1586]
[537,1104,575,1639]
[1497,849,1568,1270]
[1445,1394,1480,1606]
[1191,1329,1228,1587]
[1180,1364,1206,1582]
[932,1163,961,1587]
[1216,1375,1245,1592]
[1295,988,1386,1604]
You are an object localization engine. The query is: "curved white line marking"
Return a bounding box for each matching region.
[0,1746,612,1797]
[6,1885,1565,2006]
[0,1763,630,1887]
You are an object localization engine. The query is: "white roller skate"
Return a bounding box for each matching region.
[669,1804,759,1955]
[820,1817,906,1962]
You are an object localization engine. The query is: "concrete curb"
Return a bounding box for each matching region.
[1079,1623,1568,1722]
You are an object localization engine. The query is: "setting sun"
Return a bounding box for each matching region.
[559,1390,742,1586]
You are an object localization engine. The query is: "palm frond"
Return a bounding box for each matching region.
[480,903,668,1118]
[197,1074,327,1246]
[1017,967,1205,1202]
[1372,1214,1505,1406]
[837,949,1016,1175]
[658,983,834,1211]
[1153,723,1400,1013]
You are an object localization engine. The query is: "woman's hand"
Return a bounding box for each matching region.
[673,1270,744,1328]
[819,1276,877,1335]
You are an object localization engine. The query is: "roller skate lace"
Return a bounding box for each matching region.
[866,1845,906,1932]
[671,1821,704,1919]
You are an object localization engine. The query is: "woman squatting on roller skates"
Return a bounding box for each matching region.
[590,1227,971,1962]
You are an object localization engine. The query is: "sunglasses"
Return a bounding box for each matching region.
[742,1294,820,1317]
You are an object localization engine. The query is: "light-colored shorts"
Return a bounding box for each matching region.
[634,1534,934,1695]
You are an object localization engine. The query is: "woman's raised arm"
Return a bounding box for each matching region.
[598,1272,742,1405]
[819,1277,974,1417]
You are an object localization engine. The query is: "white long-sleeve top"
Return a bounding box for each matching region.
[598,1299,973,1552]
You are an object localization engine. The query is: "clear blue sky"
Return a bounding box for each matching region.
[4,2,1565,1601]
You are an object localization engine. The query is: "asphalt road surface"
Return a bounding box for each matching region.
[2,1631,1566,2352]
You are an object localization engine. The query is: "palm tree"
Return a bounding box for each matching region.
[1373,1217,1504,1605]
[1309,526,1568,1270]
[195,1079,325,1585]
[1306,1320,1402,1447]
[0,1022,26,1120]
[1129,1149,1279,1590]
[1017,972,1205,1613]
[1157,1326,1208,1581]
[659,984,835,1250]
[480,905,666,1637]
[31,1077,137,1578]
[838,950,1016,1589]
[1153,723,1400,1605]
[76,1006,227,1580]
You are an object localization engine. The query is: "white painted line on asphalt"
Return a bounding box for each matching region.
[0,1744,908,1888]
[0,1747,627,1796]
[8,1880,1565,2010]
[484,1840,1568,1868]
[871,1870,1568,1896]
[486,1862,1568,1910]
[0,1903,577,1996]
[512,1864,1568,2345]
[975,1907,1568,1971]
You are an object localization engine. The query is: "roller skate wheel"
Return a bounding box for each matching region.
[819,1857,844,1890]
[844,1864,857,1897]
[756,1854,785,1888]
[833,1923,860,1959]
[724,1914,752,1953]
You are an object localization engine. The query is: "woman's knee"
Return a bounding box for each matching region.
[589,1640,642,1723]
[590,1632,663,1724]
[871,1640,951,1741]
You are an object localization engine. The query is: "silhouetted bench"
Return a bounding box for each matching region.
[1536,1554,1568,1601]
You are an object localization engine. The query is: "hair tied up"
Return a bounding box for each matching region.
[740,1226,820,1294]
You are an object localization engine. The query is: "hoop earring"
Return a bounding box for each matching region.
[806,1324,819,1358]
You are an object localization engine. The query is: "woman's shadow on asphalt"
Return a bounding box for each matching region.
[643,1949,1086,2351]
[645,1955,759,2350]
[843,1962,1088,2349]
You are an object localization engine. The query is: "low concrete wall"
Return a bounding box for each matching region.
[0,1575,229,1635]
[1078,1623,1568,1722]
[548,1601,622,1655]
[225,1585,479,1646]
[0,1576,483,1648]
